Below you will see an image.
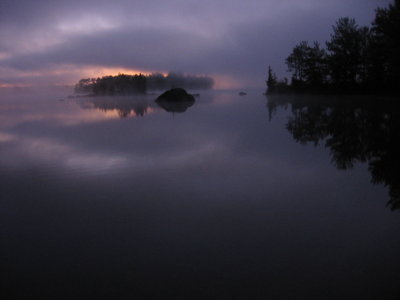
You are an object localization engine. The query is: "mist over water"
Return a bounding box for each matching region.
[1,88,400,299]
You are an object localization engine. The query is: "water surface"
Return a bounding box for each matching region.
[1,89,400,299]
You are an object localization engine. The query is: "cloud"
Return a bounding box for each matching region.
[0,0,392,88]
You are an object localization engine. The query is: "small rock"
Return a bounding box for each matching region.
[156,88,195,102]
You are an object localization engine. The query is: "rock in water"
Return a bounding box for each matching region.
[155,88,195,113]
[156,88,195,102]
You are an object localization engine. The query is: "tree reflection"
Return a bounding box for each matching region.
[267,94,400,210]
[78,96,157,118]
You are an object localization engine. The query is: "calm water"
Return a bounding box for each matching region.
[1,89,400,299]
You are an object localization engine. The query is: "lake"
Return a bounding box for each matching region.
[1,88,400,299]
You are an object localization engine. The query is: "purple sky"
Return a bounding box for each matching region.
[0,0,391,88]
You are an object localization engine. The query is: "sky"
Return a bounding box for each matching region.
[0,0,392,89]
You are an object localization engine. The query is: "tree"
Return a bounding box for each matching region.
[266,66,277,93]
[286,41,327,87]
[371,0,400,92]
[272,1,400,95]
[74,78,96,94]
[304,41,326,86]
[326,18,370,88]
[286,41,309,83]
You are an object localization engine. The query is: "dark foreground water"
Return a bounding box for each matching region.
[1,89,400,299]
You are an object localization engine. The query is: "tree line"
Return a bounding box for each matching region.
[75,72,214,95]
[267,0,400,95]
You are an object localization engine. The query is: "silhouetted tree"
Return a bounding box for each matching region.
[286,41,327,88]
[147,73,168,90]
[74,73,214,95]
[266,66,290,94]
[326,18,370,89]
[74,78,96,93]
[266,66,277,93]
[89,74,146,95]
[371,0,400,93]
[286,41,309,83]
[304,42,327,86]
[269,0,400,95]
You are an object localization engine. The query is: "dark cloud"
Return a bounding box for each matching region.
[1,28,213,70]
[0,0,392,87]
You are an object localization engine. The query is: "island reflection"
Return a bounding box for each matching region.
[267,94,400,210]
[77,95,160,118]
[77,93,197,117]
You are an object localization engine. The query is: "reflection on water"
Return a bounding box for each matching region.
[78,95,160,118]
[155,98,195,113]
[1,89,400,299]
[267,94,400,210]
[77,93,198,117]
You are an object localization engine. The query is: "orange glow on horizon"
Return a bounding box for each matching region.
[0,83,17,88]
[80,67,166,79]
[1,64,242,90]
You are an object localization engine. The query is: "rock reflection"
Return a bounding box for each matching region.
[267,94,400,210]
[78,95,159,118]
[155,98,195,113]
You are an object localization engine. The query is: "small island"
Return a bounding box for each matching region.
[74,72,214,96]
[266,0,400,96]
